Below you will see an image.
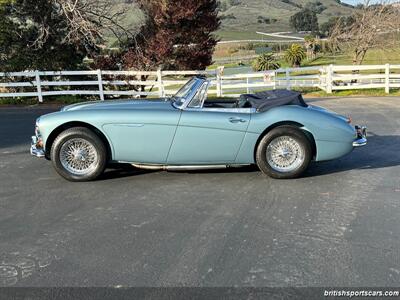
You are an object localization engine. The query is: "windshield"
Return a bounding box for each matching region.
[188,83,208,108]
[172,78,198,108]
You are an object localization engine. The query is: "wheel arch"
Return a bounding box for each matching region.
[253,121,317,161]
[45,121,112,161]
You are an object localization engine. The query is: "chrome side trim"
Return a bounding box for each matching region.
[185,107,256,114]
[131,163,250,171]
[111,124,145,128]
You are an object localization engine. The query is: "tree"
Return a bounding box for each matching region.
[252,53,280,71]
[289,8,319,33]
[218,1,228,12]
[0,0,85,71]
[304,35,321,60]
[284,44,306,67]
[320,17,340,37]
[93,0,220,96]
[0,0,129,71]
[54,0,131,48]
[121,0,220,71]
[305,1,327,14]
[330,0,400,65]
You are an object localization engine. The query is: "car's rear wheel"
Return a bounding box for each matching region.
[51,127,107,182]
[256,126,312,179]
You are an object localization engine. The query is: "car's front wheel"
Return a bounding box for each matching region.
[256,126,312,179]
[51,127,107,182]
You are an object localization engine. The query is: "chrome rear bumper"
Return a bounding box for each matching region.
[353,126,367,147]
[30,136,45,158]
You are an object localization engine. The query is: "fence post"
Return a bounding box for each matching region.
[385,63,390,94]
[216,71,221,97]
[97,69,105,101]
[318,67,323,90]
[246,76,250,94]
[326,64,333,94]
[35,70,43,103]
[273,71,277,90]
[285,68,291,90]
[216,67,224,97]
[157,68,164,97]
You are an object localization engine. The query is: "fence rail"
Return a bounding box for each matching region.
[0,64,400,102]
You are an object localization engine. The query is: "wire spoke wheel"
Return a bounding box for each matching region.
[266,136,305,173]
[59,138,99,176]
[256,126,312,179]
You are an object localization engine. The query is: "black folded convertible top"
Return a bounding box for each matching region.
[239,90,308,112]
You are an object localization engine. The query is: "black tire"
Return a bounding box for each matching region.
[256,126,312,179]
[50,127,107,182]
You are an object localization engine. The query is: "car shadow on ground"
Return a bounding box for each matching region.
[99,164,260,181]
[99,134,400,180]
[305,134,400,177]
[100,164,158,180]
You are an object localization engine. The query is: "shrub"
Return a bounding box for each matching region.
[252,53,281,71]
[284,44,306,67]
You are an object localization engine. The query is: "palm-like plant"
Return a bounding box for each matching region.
[252,53,281,71]
[284,44,306,68]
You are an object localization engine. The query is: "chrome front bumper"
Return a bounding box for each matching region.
[30,136,45,158]
[353,126,367,147]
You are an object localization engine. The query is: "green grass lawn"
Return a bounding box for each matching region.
[211,48,400,71]
[207,58,294,71]
[216,30,298,41]
[216,31,265,41]
[305,49,400,66]
[208,47,400,77]
[207,62,248,70]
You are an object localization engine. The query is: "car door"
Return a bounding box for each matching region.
[103,78,204,164]
[167,110,250,164]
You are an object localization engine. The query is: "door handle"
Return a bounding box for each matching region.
[229,117,247,123]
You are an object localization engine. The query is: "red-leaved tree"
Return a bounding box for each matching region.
[93,0,219,95]
[123,0,220,71]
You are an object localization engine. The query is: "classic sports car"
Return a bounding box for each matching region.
[31,76,367,182]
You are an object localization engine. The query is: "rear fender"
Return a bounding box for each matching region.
[247,105,356,162]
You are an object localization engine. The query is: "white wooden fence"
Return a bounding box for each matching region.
[1,64,400,102]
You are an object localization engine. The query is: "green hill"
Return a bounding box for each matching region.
[217,0,354,39]
[110,0,354,42]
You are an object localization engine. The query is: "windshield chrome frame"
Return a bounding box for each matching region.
[171,77,208,110]
[187,81,210,109]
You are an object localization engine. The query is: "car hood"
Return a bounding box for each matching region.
[62,99,174,111]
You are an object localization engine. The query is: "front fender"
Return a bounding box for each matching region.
[36,111,115,157]
[37,108,181,163]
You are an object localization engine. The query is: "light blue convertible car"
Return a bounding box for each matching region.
[31,76,367,181]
